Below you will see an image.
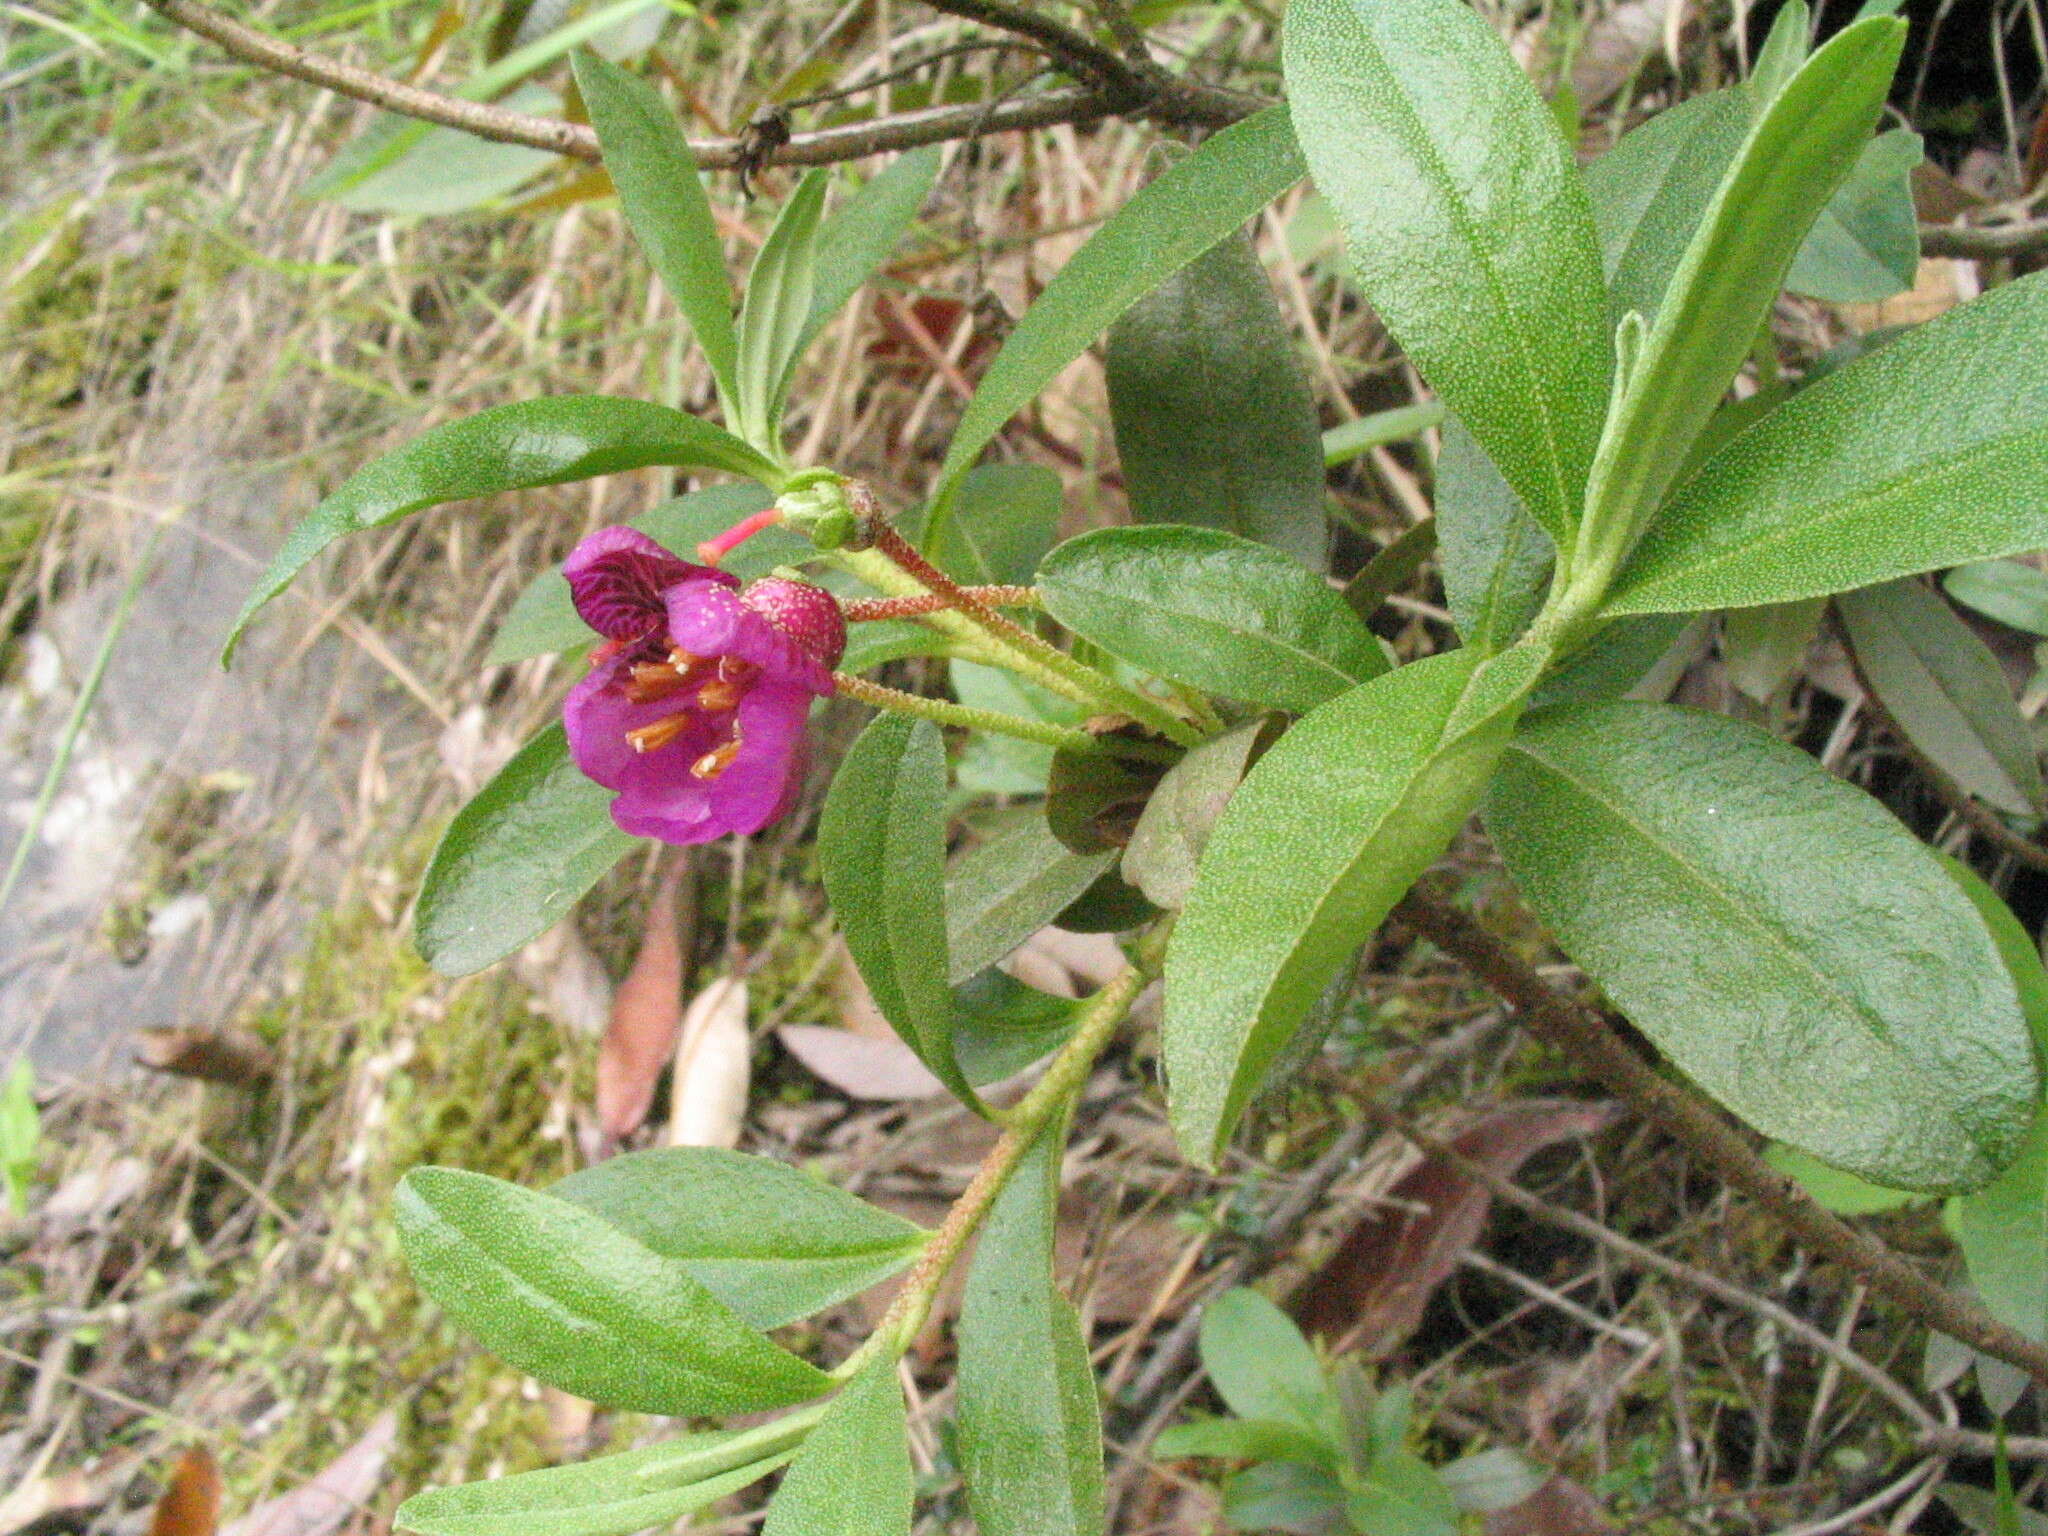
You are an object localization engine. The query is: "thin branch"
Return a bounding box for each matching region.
[1921,218,2048,259]
[135,0,2048,260]
[916,0,1150,101]
[1391,886,2048,1391]
[1358,1098,1940,1435]
[140,0,1252,172]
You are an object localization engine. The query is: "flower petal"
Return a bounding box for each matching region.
[564,527,729,643]
[609,682,813,844]
[667,580,835,696]
[564,651,720,792]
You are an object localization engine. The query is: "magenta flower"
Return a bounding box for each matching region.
[561,526,845,844]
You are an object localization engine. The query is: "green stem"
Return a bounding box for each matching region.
[829,547,1107,711]
[833,671,1178,763]
[844,529,1207,750]
[831,924,1170,1380]
[628,1396,832,1484]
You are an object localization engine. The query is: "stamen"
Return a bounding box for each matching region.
[697,676,747,712]
[627,713,691,754]
[690,738,743,780]
[626,662,688,703]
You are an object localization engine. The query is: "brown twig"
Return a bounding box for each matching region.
[1390,886,2048,1391]
[916,0,1151,101]
[139,0,1252,170]
[1921,218,2048,259]
[136,0,2048,263]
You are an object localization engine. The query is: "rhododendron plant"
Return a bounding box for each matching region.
[207,4,2048,1529]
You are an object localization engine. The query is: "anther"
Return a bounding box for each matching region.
[697,677,747,712]
[690,739,742,779]
[626,713,690,754]
[626,662,689,703]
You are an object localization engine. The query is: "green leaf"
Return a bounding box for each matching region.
[952,970,1080,1083]
[1608,271,2048,614]
[1956,1113,2048,1341]
[1153,1416,1337,1471]
[397,1436,794,1536]
[1943,1484,2048,1536]
[1124,719,1270,910]
[737,170,830,448]
[838,619,948,676]
[574,52,741,418]
[548,1147,927,1328]
[1787,129,1923,303]
[1946,559,2048,638]
[797,146,941,364]
[935,107,1304,501]
[227,397,779,660]
[330,84,559,216]
[1437,1449,1548,1514]
[929,463,1065,589]
[1762,1143,1926,1215]
[1484,701,2037,1190]
[1941,853,2048,1064]
[1750,0,1811,107]
[1322,402,1447,468]
[1105,228,1327,568]
[1342,518,1440,620]
[1165,646,1543,1164]
[395,1167,832,1415]
[1036,526,1387,714]
[1586,87,1753,323]
[1346,1454,1460,1536]
[1839,580,2045,816]
[1,1062,36,1218]
[957,1132,1105,1536]
[416,723,633,978]
[1575,17,1905,578]
[950,660,1083,796]
[1721,597,1825,703]
[306,0,664,201]
[946,817,1116,985]
[1197,1288,1332,1437]
[1045,749,1160,856]
[818,715,981,1108]
[1221,1462,1348,1536]
[1433,417,1553,653]
[1528,612,1697,709]
[761,1361,913,1536]
[1283,0,1611,547]
[486,483,786,664]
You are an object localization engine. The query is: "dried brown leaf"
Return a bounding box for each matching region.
[777,1024,945,1101]
[1484,1476,1614,1536]
[148,1448,222,1536]
[596,862,689,1140]
[667,975,749,1148]
[134,1027,276,1088]
[1293,1100,1615,1353]
[0,1468,98,1536]
[220,1411,396,1536]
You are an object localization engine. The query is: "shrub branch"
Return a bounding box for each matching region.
[1392,886,2048,1390]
